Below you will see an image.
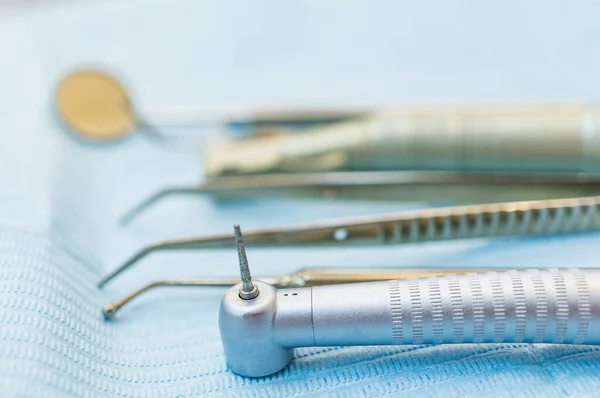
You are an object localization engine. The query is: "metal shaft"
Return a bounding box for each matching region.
[276,268,600,346]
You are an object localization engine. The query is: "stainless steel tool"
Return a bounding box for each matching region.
[205,102,600,176]
[102,267,491,319]
[55,69,369,142]
[219,226,600,377]
[99,195,600,288]
[118,171,600,225]
[115,102,600,225]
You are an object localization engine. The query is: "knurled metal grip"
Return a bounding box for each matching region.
[387,268,597,345]
[219,269,600,377]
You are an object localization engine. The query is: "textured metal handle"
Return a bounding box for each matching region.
[371,195,600,245]
[387,268,600,345]
[275,269,600,348]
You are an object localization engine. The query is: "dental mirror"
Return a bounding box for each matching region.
[55,70,142,142]
[55,69,371,143]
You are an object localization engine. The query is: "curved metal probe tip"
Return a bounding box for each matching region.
[100,267,503,319]
[102,225,259,319]
[235,225,259,300]
[101,278,242,320]
[97,246,156,289]
[96,232,235,289]
[118,187,206,226]
[102,303,119,321]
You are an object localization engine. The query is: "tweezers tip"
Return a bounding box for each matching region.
[117,214,134,227]
[118,202,149,226]
[97,276,111,289]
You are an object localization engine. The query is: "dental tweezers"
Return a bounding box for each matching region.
[99,195,600,288]
[119,170,600,224]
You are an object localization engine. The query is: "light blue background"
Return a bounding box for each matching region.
[1,1,600,396]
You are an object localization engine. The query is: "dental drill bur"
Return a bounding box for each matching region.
[219,228,600,377]
[234,225,259,300]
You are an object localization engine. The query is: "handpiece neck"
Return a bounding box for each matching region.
[274,269,600,348]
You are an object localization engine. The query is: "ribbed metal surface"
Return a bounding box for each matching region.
[380,196,600,244]
[389,269,599,345]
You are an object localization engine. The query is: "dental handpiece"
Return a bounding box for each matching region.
[206,102,600,176]
[221,227,600,377]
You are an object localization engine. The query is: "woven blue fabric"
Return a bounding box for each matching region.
[3,1,600,396]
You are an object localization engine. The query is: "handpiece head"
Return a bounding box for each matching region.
[219,281,293,377]
[219,225,292,377]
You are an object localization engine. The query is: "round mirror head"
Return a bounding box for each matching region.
[55,70,136,141]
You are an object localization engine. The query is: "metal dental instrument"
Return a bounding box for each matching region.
[219,229,600,377]
[204,102,600,176]
[102,267,492,319]
[234,225,260,300]
[55,69,369,142]
[99,195,600,288]
[119,170,600,225]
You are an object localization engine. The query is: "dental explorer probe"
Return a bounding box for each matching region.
[102,267,493,319]
[98,194,600,288]
[220,226,600,377]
